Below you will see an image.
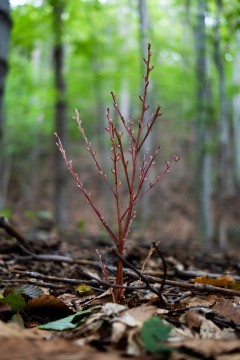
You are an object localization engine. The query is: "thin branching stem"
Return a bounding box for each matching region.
[55,134,118,246]
[74,109,116,198]
[111,92,136,143]
[138,105,162,152]
[115,130,131,193]
[55,44,179,303]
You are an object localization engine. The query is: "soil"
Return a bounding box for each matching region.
[1,138,240,359]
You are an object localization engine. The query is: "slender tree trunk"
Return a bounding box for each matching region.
[213,0,232,248]
[86,3,111,221]
[233,30,240,190]
[0,0,11,210]
[194,0,213,244]
[51,0,68,229]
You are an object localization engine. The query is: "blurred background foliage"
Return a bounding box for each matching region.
[1,0,240,246]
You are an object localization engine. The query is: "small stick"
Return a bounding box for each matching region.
[152,242,167,297]
[1,278,66,289]
[0,216,34,255]
[11,269,99,286]
[126,271,240,297]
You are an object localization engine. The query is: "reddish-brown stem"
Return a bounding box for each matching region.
[55,134,118,246]
[120,45,154,233]
[115,130,131,192]
[111,92,136,143]
[74,109,116,198]
[138,106,162,152]
[55,44,179,303]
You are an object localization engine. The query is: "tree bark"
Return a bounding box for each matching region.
[50,0,68,229]
[194,0,213,243]
[0,0,11,210]
[213,0,232,248]
[233,30,240,190]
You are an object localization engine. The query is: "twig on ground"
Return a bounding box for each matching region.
[0,216,34,255]
[152,242,168,296]
[1,278,66,289]
[126,271,240,297]
[77,267,149,291]
[139,241,160,284]
[10,267,169,295]
[11,269,99,286]
[175,268,240,281]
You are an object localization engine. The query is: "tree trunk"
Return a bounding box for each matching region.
[193,0,213,244]
[213,0,232,248]
[233,30,240,190]
[51,0,68,229]
[0,0,11,210]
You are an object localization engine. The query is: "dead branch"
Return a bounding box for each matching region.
[126,271,240,297]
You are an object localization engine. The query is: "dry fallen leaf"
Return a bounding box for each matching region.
[118,305,157,327]
[180,294,218,308]
[183,309,203,330]
[182,309,222,339]
[200,318,221,339]
[26,294,71,313]
[191,275,235,287]
[213,298,240,324]
[170,339,240,357]
[0,320,51,340]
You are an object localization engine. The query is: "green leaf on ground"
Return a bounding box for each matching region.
[140,316,172,354]
[39,305,101,330]
[0,292,26,312]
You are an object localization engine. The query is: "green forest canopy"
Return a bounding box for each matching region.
[2,0,240,244]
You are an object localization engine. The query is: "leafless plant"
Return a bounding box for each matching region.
[55,44,179,302]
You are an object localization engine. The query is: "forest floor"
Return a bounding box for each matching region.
[1,140,240,359]
[0,217,240,360]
